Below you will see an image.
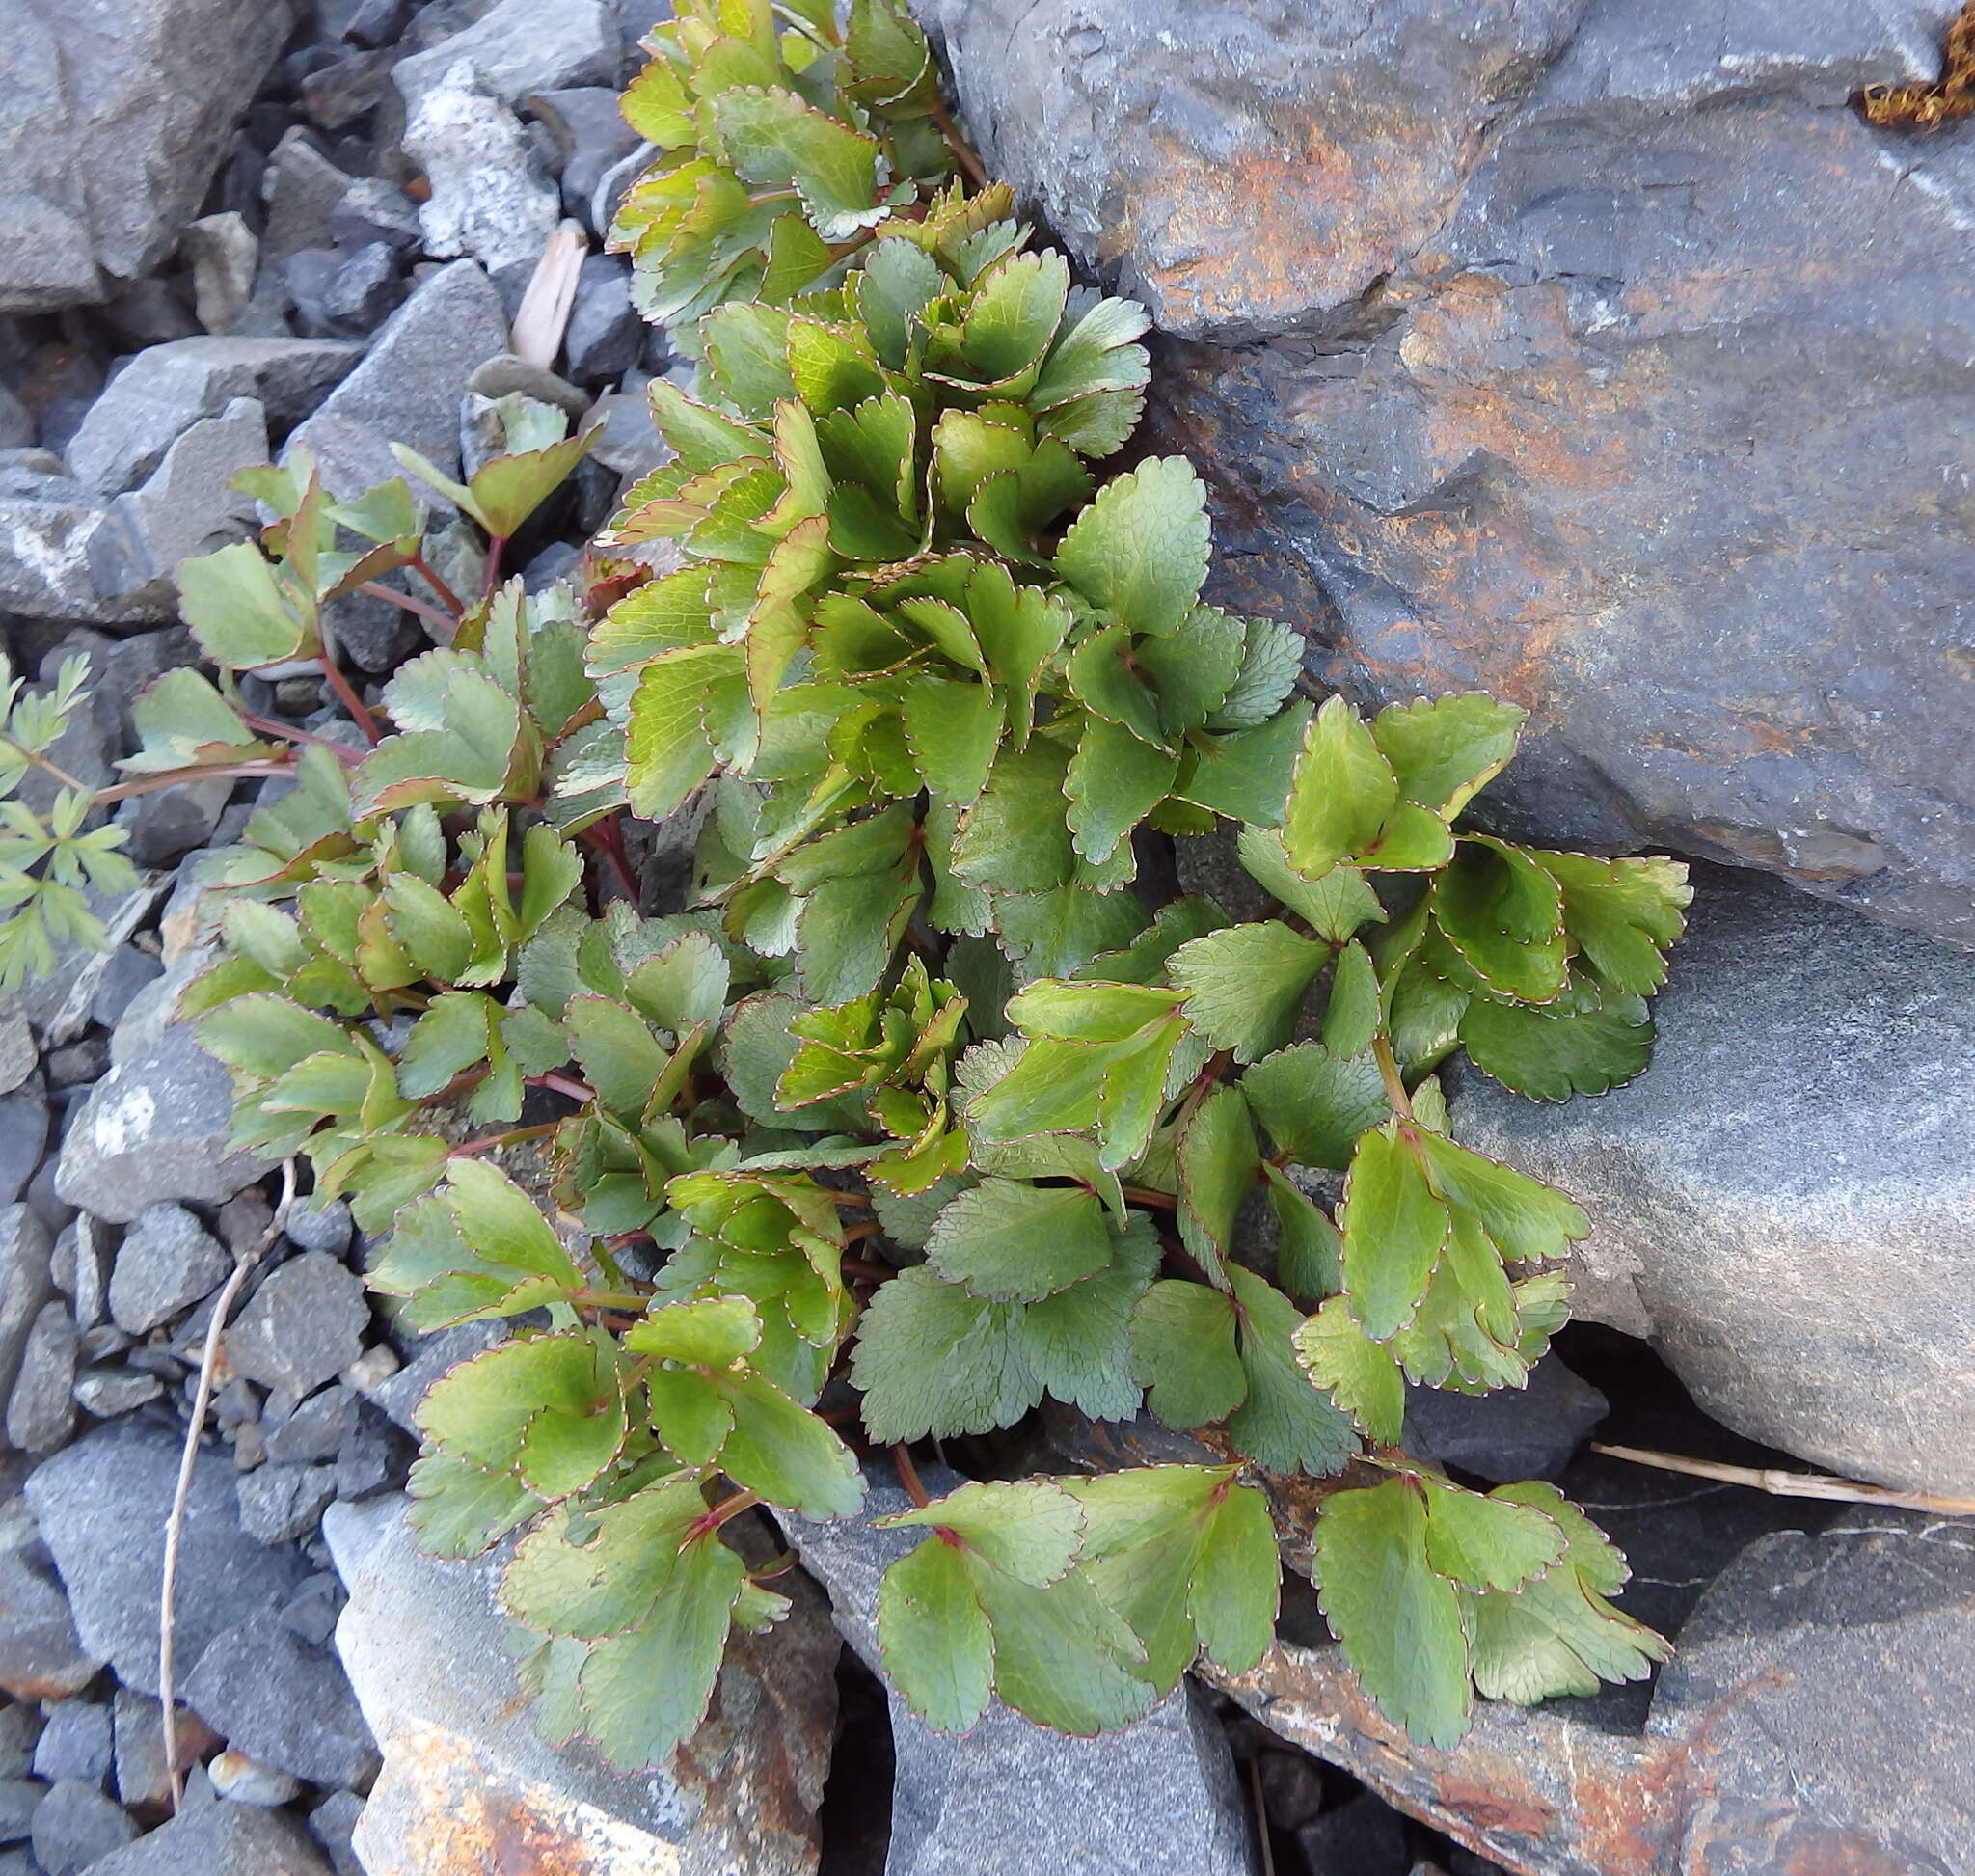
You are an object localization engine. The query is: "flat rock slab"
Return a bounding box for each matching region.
[324,1493,836,1876]
[1450,861,1975,1498]
[1213,1507,1975,1876]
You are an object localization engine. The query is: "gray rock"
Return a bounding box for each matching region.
[109,1206,230,1335]
[236,1464,338,1545]
[225,1253,368,1396]
[325,1491,838,1874]
[343,0,412,50]
[581,382,668,482]
[56,1020,272,1224]
[0,1503,100,1705]
[29,1780,137,1875]
[206,1751,300,1808]
[31,1703,109,1790]
[319,244,405,336]
[21,883,167,1051]
[183,1614,378,1789]
[261,131,354,265]
[82,1802,330,1876]
[0,1214,52,1416]
[0,1708,39,1780]
[88,952,164,1035]
[394,0,616,108]
[404,64,563,277]
[114,777,230,871]
[1402,1353,1608,1484]
[1450,862,1975,1498]
[52,1220,106,1337]
[562,254,640,384]
[0,0,290,312]
[264,1388,353,1466]
[71,1371,162,1420]
[85,398,270,610]
[0,390,30,452]
[23,1423,309,1697]
[5,1304,76,1456]
[284,260,509,500]
[179,215,260,337]
[0,1102,42,1215]
[305,1789,363,1876]
[0,469,161,626]
[0,1016,31,1100]
[527,87,643,233]
[786,1463,1258,1876]
[283,1199,352,1259]
[327,180,422,257]
[0,1777,39,1843]
[64,338,358,498]
[364,1323,501,1434]
[920,0,1975,943]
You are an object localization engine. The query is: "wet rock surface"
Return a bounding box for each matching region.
[917,0,1975,948]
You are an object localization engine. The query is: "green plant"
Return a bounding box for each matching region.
[48,0,1695,1763]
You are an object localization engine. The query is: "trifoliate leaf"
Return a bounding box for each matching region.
[1066,717,1177,865]
[1339,1125,1450,1340]
[1177,704,1310,826]
[1409,1130,1589,1265]
[1054,457,1209,638]
[1369,694,1524,819]
[1018,1215,1157,1420]
[577,1532,744,1769]
[1239,1043,1389,1171]
[1313,1478,1472,1749]
[1419,1475,1567,1592]
[178,540,311,668]
[1322,940,1381,1058]
[1176,1084,1258,1282]
[405,1451,542,1560]
[1459,979,1653,1100]
[952,744,1075,892]
[965,1564,1153,1736]
[1223,1266,1360,1477]
[924,1178,1116,1302]
[714,1371,865,1517]
[878,1536,994,1732]
[850,1265,1040,1442]
[1430,837,1570,1005]
[711,87,886,243]
[1292,1296,1404,1443]
[1533,851,1692,995]
[500,1481,704,1639]
[1129,1281,1243,1427]
[623,1296,762,1368]
[1263,1163,1342,1301]
[879,1480,1085,1586]
[565,994,670,1119]
[1168,921,1326,1063]
[902,675,1001,803]
[1282,696,1396,877]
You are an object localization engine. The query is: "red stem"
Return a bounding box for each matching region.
[409,554,466,618]
[582,819,639,903]
[312,615,382,745]
[528,1070,596,1103]
[355,580,457,640]
[481,537,508,598]
[890,1444,931,1509]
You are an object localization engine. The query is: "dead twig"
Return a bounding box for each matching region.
[158,1159,299,1809]
[1589,1443,1975,1519]
[510,219,588,369]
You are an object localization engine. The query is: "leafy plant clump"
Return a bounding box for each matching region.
[9,0,1694,1760]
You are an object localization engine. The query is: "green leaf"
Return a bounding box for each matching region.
[880,1480,1085,1586]
[1018,1215,1158,1419]
[1054,457,1209,638]
[1240,1043,1389,1171]
[901,676,1001,803]
[1313,1478,1472,1748]
[1190,1474,1281,1674]
[1281,696,1395,877]
[500,1480,704,1639]
[624,930,731,1033]
[1176,1084,1258,1281]
[1533,852,1691,995]
[178,541,311,668]
[1419,1475,1566,1592]
[1459,980,1652,1100]
[711,88,886,242]
[951,745,1074,892]
[578,1533,744,1769]
[1322,940,1381,1057]
[1235,829,1387,942]
[1066,718,1177,865]
[1369,694,1524,818]
[850,1265,1040,1443]
[1409,1130,1589,1264]
[623,1295,762,1368]
[565,995,670,1119]
[924,1178,1117,1302]
[1224,1266,1359,1477]
[198,994,355,1079]
[1177,705,1310,826]
[714,1371,865,1517]
[1430,838,1570,1005]
[1130,1280,1243,1428]
[878,1536,994,1732]
[965,1564,1154,1736]
[1339,1125,1450,1340]
[415,1331,622,1490]
[1264,1163,1342,1301]
[1292,1296,1405,1443]
[1169,921,1325,1063]
[383,876,475,984]
[405,1451,542,1560]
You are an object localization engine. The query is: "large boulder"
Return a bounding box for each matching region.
[915,0,1975,947]
[1449,861,1975,1499]
[0,0,293,312]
